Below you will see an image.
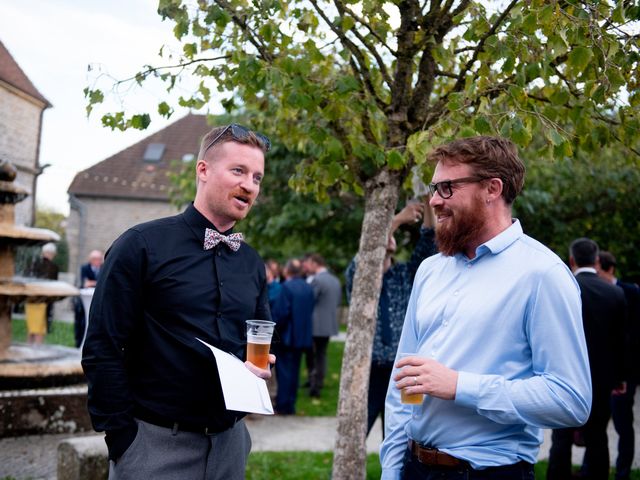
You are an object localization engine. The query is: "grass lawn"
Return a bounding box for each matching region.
[247,452,382,479]
[294,340,343,416]
[11,318,75,347]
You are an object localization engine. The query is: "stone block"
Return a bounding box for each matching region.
[57,435,108,480]
[0,385,92,437]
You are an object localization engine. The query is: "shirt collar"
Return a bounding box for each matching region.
[183,203,235,235]
[574,267,597,276]
[470,219,523,259]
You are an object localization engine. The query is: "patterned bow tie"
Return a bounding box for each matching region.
[204,228,244,252]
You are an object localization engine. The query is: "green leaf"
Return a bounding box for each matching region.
[549,88,570,106]
[447,92,464,111]
[158,102,173,118]
[129,114,151,130]
[386,150,405,170]
[473,115,492,134]
[341,16,355,31]
[335,75,359,95]
[406,131,431,164]
[521,13,538,34]
[567,46,593,74]
[510,118,532,146]
[183,43,197,58]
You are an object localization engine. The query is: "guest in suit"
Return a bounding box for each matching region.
[548,238,627,480]
[598,250,639,480]
[302,253,342,397]
[80,250,104,287]
[272,259,314,414]
[74,250,104,347]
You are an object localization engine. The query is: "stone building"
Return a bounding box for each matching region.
[66,113,211,277]
[0,40,51,226]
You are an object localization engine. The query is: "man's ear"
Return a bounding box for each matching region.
[486,177,504,202]
[196,159,208,180]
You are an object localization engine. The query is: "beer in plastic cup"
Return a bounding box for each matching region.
[399,352,424,405]
[246,320,275,369]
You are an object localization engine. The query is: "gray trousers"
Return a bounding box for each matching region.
[109,418,251,480]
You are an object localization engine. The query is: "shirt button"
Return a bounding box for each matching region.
[467,264,472,268]
[217,251,221,257]
[454,291,459,296]
[220,281,224,287]
[443,320,448,326]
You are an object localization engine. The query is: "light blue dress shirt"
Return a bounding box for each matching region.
[380,220,591,479]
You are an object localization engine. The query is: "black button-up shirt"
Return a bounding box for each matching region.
[82,204,270,443]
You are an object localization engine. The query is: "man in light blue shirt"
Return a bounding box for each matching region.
[380,136,591,479]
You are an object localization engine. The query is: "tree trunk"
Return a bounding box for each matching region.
[332,168,401,479]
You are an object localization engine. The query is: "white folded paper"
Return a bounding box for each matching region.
[196,338,274,415]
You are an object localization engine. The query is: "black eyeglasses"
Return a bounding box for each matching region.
[203,123,271,156]
[428,176,490,199]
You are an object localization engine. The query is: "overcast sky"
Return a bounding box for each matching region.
[0,0,209,215]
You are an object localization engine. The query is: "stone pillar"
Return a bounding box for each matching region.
[57,436,108,480]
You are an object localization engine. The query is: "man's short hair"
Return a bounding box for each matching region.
[599,250,617,271]
[427,136,525,205]
[42,242,57,255]
[284,258,303,277]
[570,237,599,267]
[304,253,326,267]
[198,125,269,161]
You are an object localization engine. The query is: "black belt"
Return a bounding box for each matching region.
[136,409,239,436]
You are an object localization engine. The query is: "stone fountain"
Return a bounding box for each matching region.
[0,160,88,437]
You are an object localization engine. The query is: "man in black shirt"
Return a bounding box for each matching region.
[82,124,273,480]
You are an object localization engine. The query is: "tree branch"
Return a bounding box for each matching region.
[337,2,396,55]
[213,0,274,62]
[435,68,458,78]
[308,0,387,111]
[425,0,519,128]
[109,55,229,87]
[409,0,470,127]
[334,0,394,88]
[388,0,421,124]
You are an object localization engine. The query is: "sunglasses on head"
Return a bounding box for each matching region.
[203,123,271,156]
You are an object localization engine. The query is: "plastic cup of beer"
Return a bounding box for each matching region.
[246,320,275,370]
[399,353,424,405]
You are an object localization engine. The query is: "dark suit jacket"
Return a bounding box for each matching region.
[576,271,627,392]
[80,263,99,287]
[272,277,314,349]
[617,279,640,383]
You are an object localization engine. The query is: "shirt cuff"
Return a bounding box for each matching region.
[454,370,482,408]
[381,468,402,480]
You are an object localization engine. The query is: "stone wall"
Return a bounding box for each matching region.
[0,86,45,226]
[0,386,92,437]
[67,196,179,277]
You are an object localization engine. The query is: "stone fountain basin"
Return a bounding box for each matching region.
[0,277,79,303]
[0,224,60,245]
[0,343,84,390]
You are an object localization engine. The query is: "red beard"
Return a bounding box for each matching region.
[435,198,486,257]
